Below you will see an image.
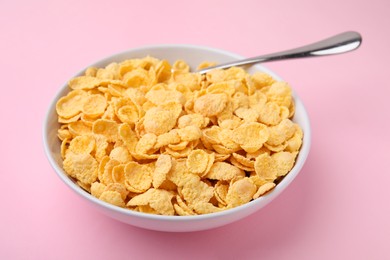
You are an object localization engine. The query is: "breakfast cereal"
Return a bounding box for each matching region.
[56,56,303,216]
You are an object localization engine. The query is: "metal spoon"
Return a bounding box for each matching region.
[197,31,362,74]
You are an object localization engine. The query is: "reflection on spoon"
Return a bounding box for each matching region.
[197,31,362,74]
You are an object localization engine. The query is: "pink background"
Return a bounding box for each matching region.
[1,0,389,259]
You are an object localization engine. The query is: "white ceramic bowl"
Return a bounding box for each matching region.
[43,45,311,232]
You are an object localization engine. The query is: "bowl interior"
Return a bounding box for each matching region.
[43,45,311,232]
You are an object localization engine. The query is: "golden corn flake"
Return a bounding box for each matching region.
[164,146,192,158]
[92,119,118,142]
[58,113,81,124]
[234,107,259,122]
[112,164,126,184]
[173,60,190,73]
[218,128,240,151]
[68,76,102,90]
[177,113,209,129]
[194,93,228,117]
[117,105,139,125]
[230,156,254,172]
[143,105,181,135]
[206,80,237,97]
[154,130,181,149]
[286,127,303,152]
[145,88,184,106]
[56,56,303,215]
[109,146,132,163]
[56,90,88,119]
[147,189,175,215]
[118,123,138,152]
[248,91,267,113]
[232,152,254,168]
[254,153,278,181]
[123,68,150,88]
[93,134,109,162]
[206,162,245,181]
[68,135,95,154]
[99,190,126,207]
[180,175,214,205]
[266,81,292,108]
[272,151,298,177]
[258,101,282,126]
[126,187,154,206]
[254,151,297,182]
[173,73,201,91]
[68,120,92,137]
[226,177,257,208]
[135,133,157,155]
[60,138,69,159]
[128,188,175,215]
[97,156,110,182]
[104,183,128,201]
[186,149,209,175]
[253,182,276,199]
[100,159,120,185]
[124,161,152,193]
[155,60,172,82]
[174,195,196,215]
[202,126,221,145]
[91,181,106,198]
[82,94,107,118]
[174,203,194,216]
[251,71,276,89]
[206,69,227,83]
[178,125,202,142]
[225,67,247,81]
[58,127,72,141]
[63,152,98,184]
[232,122,269,153]
[152,154,172,188]
[85,67,98,77]
[167,141,188,152]
[192,201,222,214]
[197,61,217,70]
[214,181,229,206]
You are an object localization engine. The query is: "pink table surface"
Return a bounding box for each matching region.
[1,0,389,259]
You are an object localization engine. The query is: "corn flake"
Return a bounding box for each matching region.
[91,181,106,198]
[99,190,126,207]
[232,122,269,153]
[82,94,107,118]
[194,93,228,117]
[63,152,98,184]
[127,188,175,215]
[206,162,245,181]
[143,104,181,135]
[56,90,88,119]
[109,146,132,163]
[152,154,172,188]
[186,149,209,175]
[253,182,276,199]
[226,177,257,208]
[68,135,95,154]
[68,76,103,90]
[124,161,152,193]
[92,119,118,142]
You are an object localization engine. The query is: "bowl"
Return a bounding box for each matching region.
[43,44,311,232]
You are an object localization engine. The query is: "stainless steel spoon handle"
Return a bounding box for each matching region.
[197,31,362,74]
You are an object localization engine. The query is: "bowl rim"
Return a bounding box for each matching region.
[43,44,311,223]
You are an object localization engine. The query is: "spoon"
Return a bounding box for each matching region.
[196,31,362,74]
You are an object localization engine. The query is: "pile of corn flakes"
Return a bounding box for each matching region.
[56,56,303,216]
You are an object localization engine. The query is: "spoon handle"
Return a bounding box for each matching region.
[197,31,362,74]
